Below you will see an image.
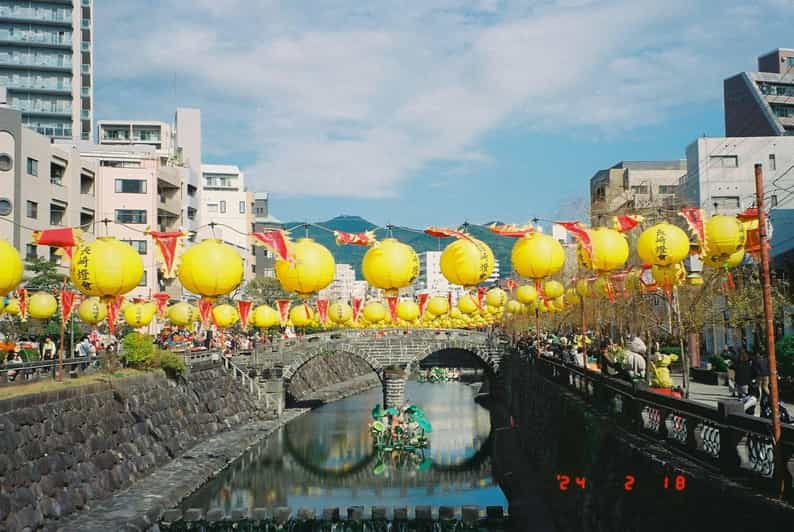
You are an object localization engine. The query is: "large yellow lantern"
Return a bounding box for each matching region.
[636,223,690,266]
[178,239,243,299]
[275,238,335,298]
[703,248,745,269]
[578,227,628,272]
[71,237,144,299]
[575,279,590,298]
[427,296,450,317]
[362,239,419,295]
[167,302,194,327]
[485,288,507,308]
[0,240,23,297]
[4,298,20,316]
[363,301,387,323]
[457,294,478,315]
[543,280,564,299]
[515,285,537,304]
[440,238,494,288]
[397,300,420,321]
[252,305,280,329]
[212,304,239,329]
[124,302,157,328]
[512,233,564,280]
[328,302,353,324]
[28,292,57,320]
[704,215,746,259]
[78,297,107,324]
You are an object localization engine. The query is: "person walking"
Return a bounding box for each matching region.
[751,352,770,414]
[41,337,56,361]
[734,349,754,398]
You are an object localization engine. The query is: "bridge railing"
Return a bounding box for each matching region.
[529,353,794,502]
[271,329,490,351]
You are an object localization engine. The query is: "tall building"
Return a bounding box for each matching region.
[318,264,358,301]
[724,48,794,137]
[0,0,93,141]
[0,106,96,268]
[589,161,686,225]
[416,251,464,300]
[252,192,282,278]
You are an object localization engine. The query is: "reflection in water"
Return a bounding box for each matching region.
[180,382,506,513]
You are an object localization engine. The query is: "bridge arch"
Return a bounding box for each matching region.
[405,340,499,378]
[282,344,385,382]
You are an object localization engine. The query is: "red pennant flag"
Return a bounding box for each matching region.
[315,298,329,326]
[334,231,376,246]
[424,227,472,240]
[238,300,253,329]
[417,293,429,317]
[32,227,80,260]
[679,208,706,250]
[351,297,363,323]
[59,289,76,321]
[275,299,291,327]
[505,279,517,291]
[152,292,170,318]
[198,298,213,326]
[447,292,453,316]
[251,230,290,261]
[556,221,592,260]
[476,287,487,309]
[613,215,644,233]
[488,224,536,238]
[146,230,187,278]
[16,288,27,321]
[386,295,398,323]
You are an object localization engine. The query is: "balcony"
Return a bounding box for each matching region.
[157,166,181,189]
[0,34,72,49]
[0,59,71,72]
[81,20,91,30]
[0,12,72,27]
[80,41,90,52]
[19,106,72,117]
[81,87,90,97]
[81,64,90,74]
[82,0,91,6]
[4,82,70,95]
[80,110,90,120]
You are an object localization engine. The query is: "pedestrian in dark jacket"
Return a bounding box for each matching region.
[734,350,754,398]
[752,353,770,403]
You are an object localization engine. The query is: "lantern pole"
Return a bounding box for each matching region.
[535,306,541,357]
[754,163,784,498]
[57,313,65,382]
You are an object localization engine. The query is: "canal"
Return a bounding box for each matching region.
[180,381,508,515]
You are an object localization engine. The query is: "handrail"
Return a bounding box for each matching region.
[222,356,264,405]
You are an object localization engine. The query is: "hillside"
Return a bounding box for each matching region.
[283,215,517,277]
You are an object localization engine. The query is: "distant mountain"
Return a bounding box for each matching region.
[283,215,516,277]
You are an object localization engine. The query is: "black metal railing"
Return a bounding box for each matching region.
[0,356,98,385]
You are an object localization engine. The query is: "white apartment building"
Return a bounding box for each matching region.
[96,120,173,152]
[319,264,357,302]
[416,251,465,301]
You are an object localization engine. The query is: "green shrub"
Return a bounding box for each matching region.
[709,354,728,372]
[21,349,39,362]
[660,346,682,356]
[121,332,155,369]
[775,335,794,378]
[154,349,186,377]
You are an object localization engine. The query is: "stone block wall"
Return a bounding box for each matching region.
[0,365,270,532]
[287,352,376,401]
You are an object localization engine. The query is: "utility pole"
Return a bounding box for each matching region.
[754,163,784,498]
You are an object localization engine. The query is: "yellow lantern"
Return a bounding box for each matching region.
[178,239,243,299]
[624,271,641,293]
[450,307,464,320]
[704,215,746,259]
[703,248,745,269]
[288,305,314,327]
[4,298,20,316]
[275,238,335,298]
[512,233,565,280]
[0,297,5,314]
[564,288,581,306]
[78,297,106,324]
[362,239,419,295]
[397,300,420,321]
[578,227,628,272]
[485,288,507,308]
[28,292,57,320]
[553,296,566,311]
[71,237,144,299]
[211,304,239,329]
[591,277,610,299]
[652,263,685,287]
[426,296,450,317]
[328,302,353,324]
[167,302,194,327]
[515,285,537,304]
[440,238,495,287]
[686,273,704,286]
[543,280,564,299]
[505,300,522,315]
[636,222,690,266]
[0,240,23,297]
[363,301,387,323]
[575,279,590,298]
[124,302,156,328]
[457,294,478,315]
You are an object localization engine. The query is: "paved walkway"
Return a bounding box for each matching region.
[671,371,734,408]
[56,409,309,532]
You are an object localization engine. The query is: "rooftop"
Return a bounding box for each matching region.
[202,164,241,175]
[611,160,687,170]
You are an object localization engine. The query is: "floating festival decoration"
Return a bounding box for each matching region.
[363,301,387,324]
[397,300,420,322]
[577,227,629,273]
[71,237,144,301]
[361,238,419,322]
[4,298,20,316]
[370,403,431,452]
[275,238,335,298]
[485,287,507,308]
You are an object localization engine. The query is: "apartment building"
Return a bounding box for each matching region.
[252,192,282,278]
[416,251,465,301]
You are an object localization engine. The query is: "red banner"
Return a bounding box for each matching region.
[32,227,80,260]
[146,230,187,278]
[417,293,429,317]
[679,208,706,249]
[424,227,472,240]
[476,287,487,309]
[613,215,644,233]
[488,224,535,238]
[737,208,761,259]
[351,297,363,323]
[17,288,27,321]
[334,231,376,246]
[556,221,592,259]
[386,295,398,323]
[276,299,291,327]
[238,300,253,329]
[59,289,76,321]
[107,296,123,336]
[198,298,214,326]
[252,230,290,261]
[152,292,171,317]
[315,298,329,326]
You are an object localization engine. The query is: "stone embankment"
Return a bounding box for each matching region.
[0,363,273,532]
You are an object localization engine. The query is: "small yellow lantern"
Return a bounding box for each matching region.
[212,304,239,329]
[553,296,566,311]
[78,297,107,324]
[167,302,194,327]
[124,302,157,328]
[505,299,521,314]
[515,285,538,304]
[457,294,478,315]
[440,238,495,287]
[4,298,20,316]
[485,288,507,308]
[512,233,565,280]
[564,288,581,306]
[704,215,746,259]
[252,305,280,329]
[362,239,419,295]
[0,240,23,297]
[575,279,590,298]
[397,300,420,321]
[703,248,745,269]
[328,302,353,324]
[578,227,628,272]
[178,239,244,299]
[636,222,691,266]
[275,238,335,298]
[71,237,144,299]
[362,301,387,323]
[288,305,314,327]
[427,296,450,317]
[543,280,564,299]
[28,292,57,320]
[651,263,685,287]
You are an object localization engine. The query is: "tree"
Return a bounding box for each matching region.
[24,257,68,292]
[242,276,292,304]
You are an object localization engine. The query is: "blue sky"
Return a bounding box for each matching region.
[95,0,793,227]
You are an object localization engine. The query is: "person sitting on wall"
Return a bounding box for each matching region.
[625,337,648,380]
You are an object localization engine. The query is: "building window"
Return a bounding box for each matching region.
[771,195,778,208]
[712,196,740,209]
[122,240,147,254]
[658,185,677,194]
[27,158,38,176]
[239,201,245,214]
[594,186,605,202]
[219,200,226,214]
[207,203,218,214]
[26,244,37,260]
[138,270,147,287]
[187,184,197,197]
[187,207,196,220]
[49,248,59,264]
[769,154,776,171]
[49,205,65,226]
[710,155,738,168]
[115,179,147,194]
[631,185,649,195]
[251,264,256,274]
[115,209,147,224]
[26,200,37,219]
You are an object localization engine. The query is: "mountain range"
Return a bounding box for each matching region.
[282,215,518,277]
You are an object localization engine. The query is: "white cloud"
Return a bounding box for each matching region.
[95,0,793,198]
